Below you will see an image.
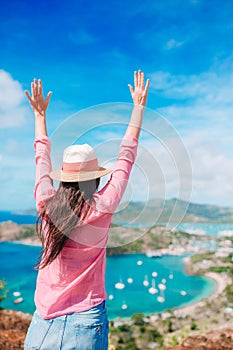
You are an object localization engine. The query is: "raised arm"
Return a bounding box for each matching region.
[25,80,55,212]
[25,79,52,138]
[94,70,150,214]
[126,69,150,139]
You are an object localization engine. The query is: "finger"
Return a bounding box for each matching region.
[45,91,52,106]
[31,82,35,99]
[25,90,33,103]
[38,79,43,96]
[34,79,38,97]
[32,79,37,99]
[128,84,134,95]
[138,69,142,87]
[140,71,145,89]
[134,70,138,88]
[144,79,150,96]
[25,90,36,109]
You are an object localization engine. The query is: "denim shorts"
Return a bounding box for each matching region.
[24,301,109,350]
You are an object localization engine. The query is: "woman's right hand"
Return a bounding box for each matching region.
[128,70,150,107]
[25,79,52,118]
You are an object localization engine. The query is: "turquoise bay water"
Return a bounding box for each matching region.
[174,222,233,237]
[0,242,215,319]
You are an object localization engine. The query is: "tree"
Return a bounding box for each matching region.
[131,313,146,326]
[0,280,7,303]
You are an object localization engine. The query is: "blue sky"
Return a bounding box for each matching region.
[0,0,233,210]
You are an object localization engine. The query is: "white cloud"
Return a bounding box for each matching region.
[149,56,233,136]
[0,70,28,128]
[165,39,185,50]
[138,135,192,200]
[2,138,32,158]
[4,139,20,153]
[185,132,233,206]
[148,57,233,206]
[150,69,233,102]
[126,128,233,207]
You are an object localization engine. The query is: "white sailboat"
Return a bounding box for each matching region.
[115,279,125,290]
[137,260,143,266]
[168,272,174,279]
[121,303,128,310]
[180,290,187,296]
[148,278,158,294]
[14,297,23,304]
[157,288,165,303]
[143,275,149,287]
[158,283,166,291]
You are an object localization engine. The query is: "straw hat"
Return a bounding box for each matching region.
[49,144,112,182]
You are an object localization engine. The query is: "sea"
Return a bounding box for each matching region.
[1,211,233,319]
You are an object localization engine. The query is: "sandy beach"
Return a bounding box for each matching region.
[174,257,231,316]
[18,237,41,246]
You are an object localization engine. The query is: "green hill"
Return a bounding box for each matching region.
[113,198,233,223]
[17,198,233,224]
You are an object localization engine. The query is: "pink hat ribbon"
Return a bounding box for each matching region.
[62,158,99,173]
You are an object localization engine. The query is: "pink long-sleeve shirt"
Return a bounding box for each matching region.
[33,134,138,319]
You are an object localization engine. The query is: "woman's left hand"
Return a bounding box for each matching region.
[25,79,52,118]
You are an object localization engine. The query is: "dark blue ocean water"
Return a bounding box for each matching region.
[1,210,233,236]
[0,242,215,319]
[0,211,37,225]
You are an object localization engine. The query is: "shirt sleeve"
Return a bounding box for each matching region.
[94,135,138,214]
[34,135,56,213]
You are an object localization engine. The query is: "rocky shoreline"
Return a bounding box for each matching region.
[173,257,231,317]
[0,309,32,350]
[165,328,233,350]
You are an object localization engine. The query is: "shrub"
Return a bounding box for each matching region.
[117,324,130,332]
[190,319,198,330]
[0,280,7,303]
[131,313,146,326]
[21,226,35,238]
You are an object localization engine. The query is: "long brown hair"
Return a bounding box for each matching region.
[36,178,100,269]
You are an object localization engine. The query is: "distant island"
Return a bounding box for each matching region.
[1,198,233,225]
[113,198,233,224]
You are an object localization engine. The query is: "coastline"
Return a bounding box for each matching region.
[12,238,41,247]
[1,219,233,349]
[173,257,230,316]
[1,241,231,320]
